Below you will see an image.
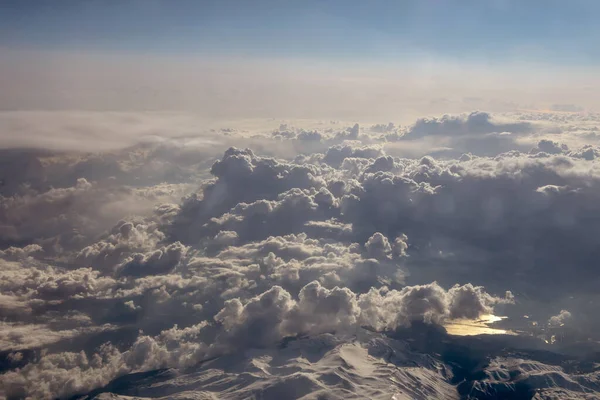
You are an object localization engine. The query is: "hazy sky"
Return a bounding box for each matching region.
[1,1,599,116]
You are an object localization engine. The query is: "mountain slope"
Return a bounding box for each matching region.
[78,330,600,400]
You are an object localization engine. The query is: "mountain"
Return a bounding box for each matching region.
[76,328,600,400]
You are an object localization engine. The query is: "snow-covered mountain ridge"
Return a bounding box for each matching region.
[78,327,600,400]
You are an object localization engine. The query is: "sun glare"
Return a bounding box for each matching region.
[444,314,515,336]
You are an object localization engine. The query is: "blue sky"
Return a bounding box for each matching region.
[1,0,599,64]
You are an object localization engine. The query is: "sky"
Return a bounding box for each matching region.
[1,0,600,118]
[1,0,599,63]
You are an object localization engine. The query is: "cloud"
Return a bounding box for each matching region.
[170,147,326,244]
[0,244,42,260]
[283,281,360,335]
[215,280,506,350]
[323,144,383,167]
[4,110,600,399]
[0,321,114,352]
[447,283,513,319]
[365,232,393,259]
[569,144,600,160]
[117,242,188,278]
[401,112,532,140]
[357,282,512,331]
[215,285,296,348]
[548,310,572,327]
[0,177,188,252]
[370,122,396,133]
[76,218,167,271]
[0,321,211,399]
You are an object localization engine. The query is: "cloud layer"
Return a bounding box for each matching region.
[1,110,600,399]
